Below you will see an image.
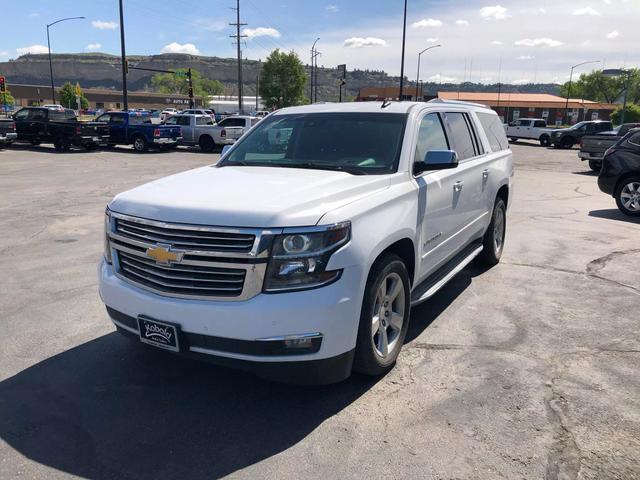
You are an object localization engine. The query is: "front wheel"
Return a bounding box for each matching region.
[132,136,149,152]
[615,177,640,217]
[353,253,411,376]
[53,136,70,152]
[588,159,602,172]
[477,198,506,267]
[509,137,518,143]
[539,135,550,147]
[199,135,215,153]
[560,137,574,149]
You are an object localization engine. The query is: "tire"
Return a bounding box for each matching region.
[588,159,602,172]
[615,177,640,217]
[132,135,149,152]
[84,144,98,151]
[53,136,70,152]
[560,137,574,149]
[509,137,518,143]
[30,140,41,146]
[353,253,411,376]
[477,197,507,267]
[199,135,215,153]
[539,135,551,147]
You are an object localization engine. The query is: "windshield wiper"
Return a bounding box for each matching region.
[270,162,366,175]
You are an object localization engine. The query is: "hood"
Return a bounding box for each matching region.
[109,165,390,227]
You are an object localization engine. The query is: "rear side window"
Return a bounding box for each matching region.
[196,116,214,126]
[28,109,47,121]
[477,112,509,152]
[219,118,245,127]
[414,113,449,164]
[176,116,191,126]
[534,120,546,128]
[444,112,476,160]
[129,114,152,125]
[519,120,532,127]
[627,131,640,147]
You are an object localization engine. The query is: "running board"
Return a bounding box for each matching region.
[410,241,483,307]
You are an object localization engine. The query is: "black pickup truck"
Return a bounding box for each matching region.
[548,120,613,149]
[13,107,110,152]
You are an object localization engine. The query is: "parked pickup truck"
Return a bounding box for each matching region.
[100,100,513,384]
[0,118,17,146]
[13,107,110,152]
[95,111,182,152]
[504,118,552,146]
[579,123,640,171]
[210,115,259,146]
[163,113,219,152]
[548,120,613,149]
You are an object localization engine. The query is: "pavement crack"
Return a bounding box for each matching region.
[544,377,582,480]
[585,248,640,275]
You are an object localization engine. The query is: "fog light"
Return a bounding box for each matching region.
[284,337,314,349]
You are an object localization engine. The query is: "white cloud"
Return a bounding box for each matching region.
[0,51,8,57]
[411,18,443,28]
[160,42,200,55]
[85,43,102,51]
[16,44,49,55]
[517,55,535,60]
[426,37,439,42]
[606,30,619,39]
[92,20,118,30]
[243,27,281,39]
[326,4,338,12]
[455,19,469,25]
[480,5,509,20]
[512,78,531,85]
[427,74,457,83]
[580,40,592,46]
[514,37,564,47]
[343,37,387,48]
[572,7,601,16]
[490,40,504,45]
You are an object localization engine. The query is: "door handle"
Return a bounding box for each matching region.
[453,181,464,192]
[482,169,490,179]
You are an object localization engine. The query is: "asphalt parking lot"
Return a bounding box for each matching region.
[1,141,638,479]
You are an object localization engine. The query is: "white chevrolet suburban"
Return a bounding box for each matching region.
[99,100,514,384]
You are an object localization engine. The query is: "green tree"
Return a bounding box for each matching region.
[150,69,224,104]
[558,69,640,104]
[259,49,307,109]
[611,104,640,125]
[59,82,89,109]
[1,89,15,107]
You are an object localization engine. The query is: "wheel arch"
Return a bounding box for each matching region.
[372,238,415,286]
[614,172,640,198]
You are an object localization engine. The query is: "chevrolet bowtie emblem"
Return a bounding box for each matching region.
[145,244,184,265]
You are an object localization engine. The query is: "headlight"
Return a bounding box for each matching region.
[264,221,351,292]
[104,210,112,264]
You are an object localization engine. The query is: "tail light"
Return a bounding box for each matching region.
[153,128,161,137]
[220,129,226,138]
[11,122,16,131]
[76,126,81,135]
[178,127,182,136]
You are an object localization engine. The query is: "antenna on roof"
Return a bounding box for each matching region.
[381,98,392,108]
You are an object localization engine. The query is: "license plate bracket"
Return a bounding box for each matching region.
[137,316,180,352]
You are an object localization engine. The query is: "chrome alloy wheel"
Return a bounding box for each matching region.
[493,205,505,254]
[371,272,405,358]
[620,181,640,212]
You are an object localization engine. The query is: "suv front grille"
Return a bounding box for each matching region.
[107,213,268,300]
[115,217,256,253]
[118,251,246,297]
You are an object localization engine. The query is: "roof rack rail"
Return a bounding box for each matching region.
[428,98,489,108]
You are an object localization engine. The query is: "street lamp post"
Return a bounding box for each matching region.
[46,16,85,104]
[398,0,408,100]
[603,68,633,124]
[310,38,319,103]
[564,60,600,125]
[415,44,441,101]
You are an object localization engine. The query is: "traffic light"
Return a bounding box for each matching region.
[0,76,6,93]
[188,86,194,97]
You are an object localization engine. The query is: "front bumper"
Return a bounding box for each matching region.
[99,259,364,381]
[80,135,110,146]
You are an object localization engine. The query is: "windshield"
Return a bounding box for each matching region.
[218,112,407,175]
[570,122,587,130]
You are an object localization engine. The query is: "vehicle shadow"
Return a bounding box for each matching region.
[0,333,378,479]
[6,143,93,154]
[572,170,598,176]
[589,208,640,224]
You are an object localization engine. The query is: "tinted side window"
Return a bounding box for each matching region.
[477,112,509,152]
[519,120,532,127]
[28,109,47,121]
[196,116,214,126]
[14,109,29,120]
[220,118,244,127]
[444,112,476,160]
[177,116,191,126]
[627,131,640,147]
[414,113,449,164]
[111,114,126,125]
[96,114,111,123]
[164,116,177,125]
[534,120,546,128]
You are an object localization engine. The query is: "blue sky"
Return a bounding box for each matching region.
[3,0,639,84]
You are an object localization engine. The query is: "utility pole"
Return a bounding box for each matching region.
[230,0,247,114]
[256,59,261,111]
[398,0,408,100]
[313,50,321,102]
[310,38,319,103]
[118,0,128,110]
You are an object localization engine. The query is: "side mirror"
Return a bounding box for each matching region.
[414,150,458,175]
[221,145,232,157]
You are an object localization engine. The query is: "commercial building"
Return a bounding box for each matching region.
[356,87,619,125]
